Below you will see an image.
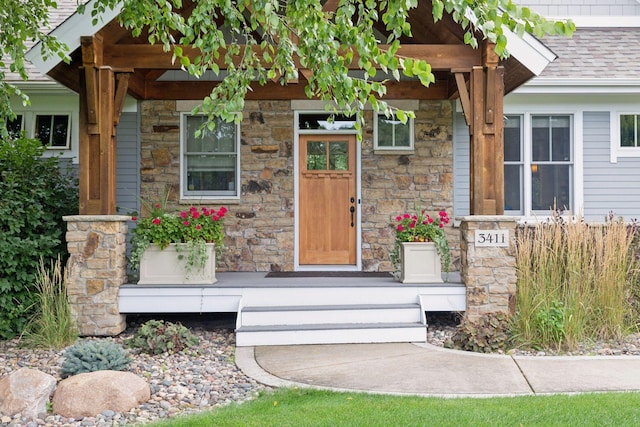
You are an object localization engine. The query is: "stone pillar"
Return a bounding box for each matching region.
[458,216,518,321]
[63,215,130,336]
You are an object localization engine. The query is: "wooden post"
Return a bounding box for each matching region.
[78,36,128,215]
[469,42,505,215]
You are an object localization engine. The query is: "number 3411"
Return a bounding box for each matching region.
[474,230,509,247]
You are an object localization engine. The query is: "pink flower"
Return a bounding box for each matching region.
[155,203,161,209]
[180,211,188,219]
[439,223,444,228]
[183,221,190,226]
[196,224,202,230]
[219,206,228,214]
[397,225,405,232]
[403,213,410,219]
[428,217,434,224]
[212,215,219,221]
[152,217,161,225]
[191,211,201,219]
[409,220,416,229]
[395,215,402,222]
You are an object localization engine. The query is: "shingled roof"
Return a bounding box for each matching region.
[538,27,640,80]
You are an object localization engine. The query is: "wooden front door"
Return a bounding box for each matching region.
[299,134,357,265]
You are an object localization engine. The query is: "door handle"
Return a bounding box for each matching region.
[350,206,355,227]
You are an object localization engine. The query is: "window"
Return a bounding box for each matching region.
[374,113,414,150]
[504,115,523,212]
[34,114,70,149]
[620,114,640,147]
[5,115,23,139]
[182,115,240,198]
[503,114,573,214]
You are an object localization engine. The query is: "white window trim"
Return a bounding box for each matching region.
[611,111,640,163]
[179,113,241,201]
[502,108,583,218]
[373,112,414,153]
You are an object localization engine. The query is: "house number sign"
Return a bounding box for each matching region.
[474,229,509,247]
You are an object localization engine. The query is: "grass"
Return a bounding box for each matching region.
[19,256,77,349]
[151,388,640,427]
[513,214,640,350]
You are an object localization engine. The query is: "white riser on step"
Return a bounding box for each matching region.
[240,305,422,326]
[236,325,426,346]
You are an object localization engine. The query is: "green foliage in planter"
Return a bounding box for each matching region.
[126,319,199,355]
[0,136,78,339]
[445,312,513,353]
[60,340,131,378]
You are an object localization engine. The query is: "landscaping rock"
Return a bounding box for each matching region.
[52,370,150,418]
[0,367,56,419]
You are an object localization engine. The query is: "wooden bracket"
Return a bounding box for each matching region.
[454,72,471,128]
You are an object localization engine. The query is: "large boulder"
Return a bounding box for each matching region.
[52,370,150,418]
[0,367,57,419]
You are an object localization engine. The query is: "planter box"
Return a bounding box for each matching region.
[400,242,443,283]
[138,243,217,285]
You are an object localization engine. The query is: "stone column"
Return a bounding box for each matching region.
[458,216,518,321]
[63,215,130,336]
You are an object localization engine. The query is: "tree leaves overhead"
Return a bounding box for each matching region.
[1,0,574,136]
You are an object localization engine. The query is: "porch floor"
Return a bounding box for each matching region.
[118,272,466,346]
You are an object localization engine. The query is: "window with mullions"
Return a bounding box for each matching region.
[620,114,640,147]
[34,114,70,149]
[183,115,239,198]
[374,113,413,150]
[531,115,572,212]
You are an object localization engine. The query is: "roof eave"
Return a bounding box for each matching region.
[25,0,123,75]
[513,78,640,94]
[503,29,557,76]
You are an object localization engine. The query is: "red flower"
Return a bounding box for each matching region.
[152,217,161,225]
[212,215,219,222]
[191,211,201,219]
[439,223,444,228]
[409,220,416,229]
[196,224,202,230]
[131,216,137,221]
[155,203,161,209]
[219,206,228,214]
[428,217,434,224]
[180,211,188,219]
[183,221,190,226]
[395,215,402,221]
[403,213,410,219]
[397,224,405,232]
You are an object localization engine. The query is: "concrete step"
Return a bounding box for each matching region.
[235,322,427,346]
[240,303,422,326]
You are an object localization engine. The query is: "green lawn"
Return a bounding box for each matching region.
[152,388,640,426]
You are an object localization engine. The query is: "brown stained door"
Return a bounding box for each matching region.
[299,134,357,265]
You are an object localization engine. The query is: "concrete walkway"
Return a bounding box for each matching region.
[236,343,640,397]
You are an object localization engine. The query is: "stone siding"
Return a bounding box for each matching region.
[459,216,518,320]
[139,100,457,272]
[64,216,129,336]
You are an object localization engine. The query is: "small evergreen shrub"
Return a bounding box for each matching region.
[445,312,512,353]
[126,319,199,355]
[60,340,131,378]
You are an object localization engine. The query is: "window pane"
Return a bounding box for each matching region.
[551,117,571,161]
[504,116,521,162]
[621,115,637,147]
[504,164,521,211]
[531,164,571,211]
[299,113,356,130]
[50,116,69,147]
[6,116,23,139]
[377,114,411,148]
[186,116,235,153]
[532,116,550,161]
[329,142,348,170]
[307,141,326,170]
[187,170,236,192]
[35,115,52,145]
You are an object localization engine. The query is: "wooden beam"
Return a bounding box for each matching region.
[454,72,471,127]
[103,44,481,71]
[113,72,131,127]
[141,79,449,100]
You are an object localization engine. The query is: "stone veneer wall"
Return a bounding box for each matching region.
[459,216,518,320]
[139,99,457,272]
[64,216,129,336]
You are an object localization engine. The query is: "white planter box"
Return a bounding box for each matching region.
[138,243,217,285]
[400,242,442,283]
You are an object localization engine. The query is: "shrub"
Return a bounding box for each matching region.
[60,340,131,378]
[126,319,199,355]
[445,312,513,353]
[0,136,78,339]
[19,257,78,349]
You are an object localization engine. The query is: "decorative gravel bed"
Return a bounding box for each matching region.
[3,312,640,426]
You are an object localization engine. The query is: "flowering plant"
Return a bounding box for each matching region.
[130,203,227,273]
[392,209,451,273]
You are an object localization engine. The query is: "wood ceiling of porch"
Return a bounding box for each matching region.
[46,0,533,102]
